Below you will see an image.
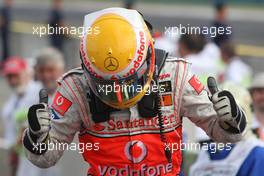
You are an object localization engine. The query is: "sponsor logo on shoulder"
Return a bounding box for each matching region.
[188,75,204,95]
[51,92,72,116]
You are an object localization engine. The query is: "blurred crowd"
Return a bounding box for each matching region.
[0,0,263,176]
[1,48,64,176]
[154,2,264,175]
[0,0,65,64]
[0,0,66,174]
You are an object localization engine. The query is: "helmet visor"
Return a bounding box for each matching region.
[85,60,149,104]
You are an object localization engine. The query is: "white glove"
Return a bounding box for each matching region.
[208,77,246,134]
[27,102,50,142]
[23,89,50,155]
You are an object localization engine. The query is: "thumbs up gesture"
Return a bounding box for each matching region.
[207,77,246,133]
[27,89,50,142]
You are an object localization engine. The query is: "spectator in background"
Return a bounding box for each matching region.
[35,47,65,98]
[0,0,12,63]
[178,34,206,58]
[211,2,232,46]
[154,30,179,57]
[190,82,264,176]
[1,57,40,176]
[1,57,57,176]
[124,0,136,9]
[178,34,222,175]
[178,34,221,84]
[219,42,252,87]
[49,0,65,51]
[250,73,264,140]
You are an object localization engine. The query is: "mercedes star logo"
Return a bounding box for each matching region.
[104,57,119,71]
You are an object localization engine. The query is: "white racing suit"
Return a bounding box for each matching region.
[23,57,244,176]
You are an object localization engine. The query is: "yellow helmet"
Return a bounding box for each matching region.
[80,8,155,109]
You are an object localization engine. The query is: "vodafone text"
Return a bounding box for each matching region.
[125,30,146,77]
[99,163,173,176]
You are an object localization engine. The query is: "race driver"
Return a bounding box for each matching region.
[23,8,247,176]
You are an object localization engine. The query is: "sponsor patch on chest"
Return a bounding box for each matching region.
[159,81,172,93]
